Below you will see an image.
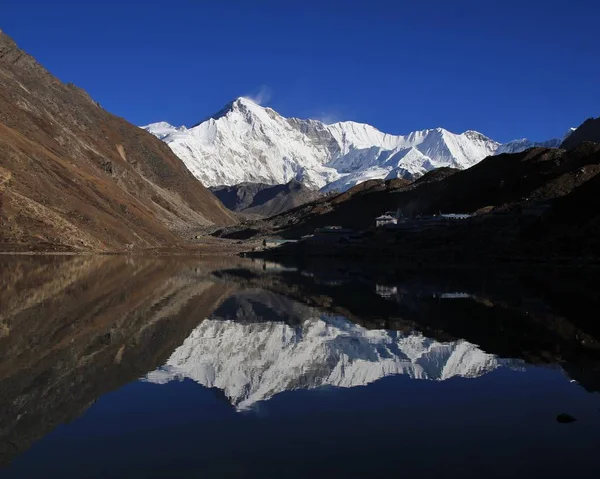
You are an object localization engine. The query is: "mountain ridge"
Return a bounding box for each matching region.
[561,117,600,149]
[497,128,575,154]
[144,97,568,192]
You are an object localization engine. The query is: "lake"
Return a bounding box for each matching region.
[0,256,599,478]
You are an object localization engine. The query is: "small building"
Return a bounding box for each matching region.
[376,284,398,298]
[375,214,397,228]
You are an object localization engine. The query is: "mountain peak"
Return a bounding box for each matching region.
[226,97,261,111]
[193,99,236,126]
[463,130,495,142]
[193,96,265,127]
[236,96,260,106]
[147,98,569,191]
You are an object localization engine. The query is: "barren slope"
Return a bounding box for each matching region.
[0,31,234,252]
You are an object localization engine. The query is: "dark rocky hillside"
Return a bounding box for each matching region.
[0,30,234,252]
[211,179,321,217]
[562,117,600,150]
[236,143,600,239]
[216,141,600,262]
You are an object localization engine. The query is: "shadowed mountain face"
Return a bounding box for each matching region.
[210,180,322,217]
[0,31,234,252]
[561,117,600,150]
[1,257,600,471]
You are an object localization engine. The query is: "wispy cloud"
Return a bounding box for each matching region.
[314,110,342,125]
[242,85,272,105]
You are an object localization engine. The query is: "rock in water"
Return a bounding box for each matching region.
[556,413,577,424]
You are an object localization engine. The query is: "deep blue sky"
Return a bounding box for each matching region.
[2,0,599,142]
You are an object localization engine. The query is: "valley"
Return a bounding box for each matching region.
[1,29,598,265]
[1,6,600,477]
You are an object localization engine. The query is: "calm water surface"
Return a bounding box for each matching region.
[0,256,599,478]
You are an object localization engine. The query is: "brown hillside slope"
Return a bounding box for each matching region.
[0,30,235,252]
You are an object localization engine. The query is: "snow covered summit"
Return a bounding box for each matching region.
[143,98,561,191]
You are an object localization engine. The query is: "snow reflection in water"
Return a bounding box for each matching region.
[146,292,523,409]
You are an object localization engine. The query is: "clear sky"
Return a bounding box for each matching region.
[2,0,599,142]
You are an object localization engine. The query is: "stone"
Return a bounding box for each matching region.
[556,413,577,424]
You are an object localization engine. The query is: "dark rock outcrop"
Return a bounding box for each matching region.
[556,413,577,424]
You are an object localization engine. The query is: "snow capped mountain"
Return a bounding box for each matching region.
[144,98,341,189]
[145,314,521,410]
[143,98,501,191]
[143,98,568,192]
[496,128,575,154]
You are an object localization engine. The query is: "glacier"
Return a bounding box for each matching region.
[143,97,568,192]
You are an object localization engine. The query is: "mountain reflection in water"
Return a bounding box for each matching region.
[146,291,523,409]
[0,255,599,478]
